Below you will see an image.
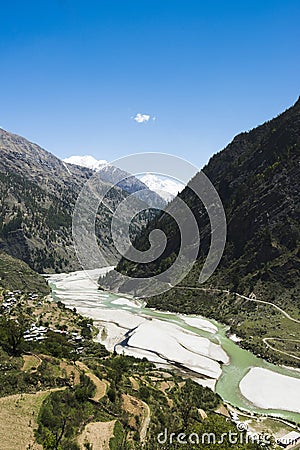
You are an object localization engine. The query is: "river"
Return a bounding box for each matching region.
[47,268,300,424]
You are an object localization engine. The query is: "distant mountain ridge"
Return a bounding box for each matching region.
[139,173,184,202]
[64,155,184,201]
[64,155,167,219]
[0,128,93,194]
[64,154,153,195]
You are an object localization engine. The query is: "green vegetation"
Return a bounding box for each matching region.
[0,349,66,398]
[109,420,125,450]
[0,251,50,294]
[0,314,29,356]
[36,374,96,449]
[0,169,79,272]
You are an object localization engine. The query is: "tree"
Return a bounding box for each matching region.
[38,391,74,449]
[139,386,150,401]
[0,314,28,356]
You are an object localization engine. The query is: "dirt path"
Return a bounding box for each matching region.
[263,338,300,362]
[236,294,300,324]
[122,394,151,442]
[88,372,109,401]
[21,354,42,372]
[140,402,151,443]
[76,361,109,401]
[172,285,300,324]
[78,420,116,450]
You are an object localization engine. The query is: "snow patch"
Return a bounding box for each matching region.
[64,155,108,171]
[139,173,185,202]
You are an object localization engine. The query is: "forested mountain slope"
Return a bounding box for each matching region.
[103,98,300,365]
[0,128,154,272]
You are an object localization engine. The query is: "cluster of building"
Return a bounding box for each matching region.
[24,324,84,343]
[24,324,48,342]
[277,431,300,449]
[1,291,20,311]
[1,290,40,312]
[1,290,85,353]
[229,411,300,450]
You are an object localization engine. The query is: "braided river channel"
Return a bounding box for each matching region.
[47,268,300,424]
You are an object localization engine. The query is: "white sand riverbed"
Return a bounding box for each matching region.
[111,297,143,308]
[47,270,228,381]
[239,367,300,413]
[126,319,228,379]
[179,316,218,334]
[229,333,242,343]
[94,313,227,379]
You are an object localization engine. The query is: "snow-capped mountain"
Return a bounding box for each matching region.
[64,156,185,203]
[64,154,148,195]
[63,155,166,207]
[64,155,107,171]
[139,173,185,202]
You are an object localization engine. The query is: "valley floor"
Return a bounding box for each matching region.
[48,269,300,424]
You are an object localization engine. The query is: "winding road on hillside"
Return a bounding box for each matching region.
[172,285,300,324]
[172,285,300,361]
[236,293,300,324]
[140,402,151,443]
[263,338,300,362]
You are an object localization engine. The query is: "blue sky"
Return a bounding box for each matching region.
[0,0,299,169]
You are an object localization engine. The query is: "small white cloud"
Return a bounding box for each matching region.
[133,113,151,123]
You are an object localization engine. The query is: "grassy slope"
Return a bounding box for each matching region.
[0,251,50,295]
[0,391,48,450]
